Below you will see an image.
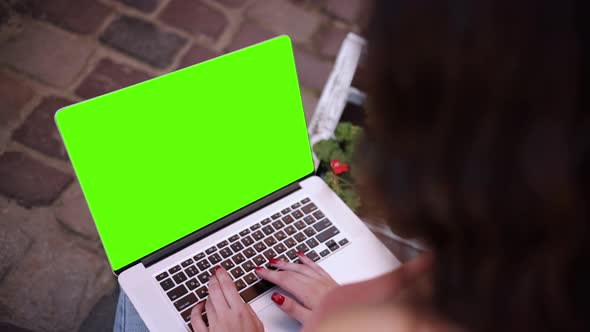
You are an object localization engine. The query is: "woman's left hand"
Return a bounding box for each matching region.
[190,266,264,332]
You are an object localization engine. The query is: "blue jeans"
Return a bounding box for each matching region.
[113,291,150,332]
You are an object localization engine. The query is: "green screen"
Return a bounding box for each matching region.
[55,36,314,271]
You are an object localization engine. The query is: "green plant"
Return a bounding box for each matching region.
[312,122,363,212]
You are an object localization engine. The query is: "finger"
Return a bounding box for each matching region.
[255,267,309,296]
[205,298,217,323]
[213,266,244,308]
[190,302,208,332]
[296,251,333,279]
[207,275,229,312]
[268,257,317,278]
[271,292,311,323]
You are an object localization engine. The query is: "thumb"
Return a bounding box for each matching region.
[271,292,312,324]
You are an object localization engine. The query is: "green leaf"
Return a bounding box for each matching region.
[335,122,354,142]
[313,139,339,162]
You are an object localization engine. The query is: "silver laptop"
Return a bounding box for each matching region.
[55,36,400,331]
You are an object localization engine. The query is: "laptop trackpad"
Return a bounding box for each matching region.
[258,303,301,332]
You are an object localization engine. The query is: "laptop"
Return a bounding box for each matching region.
[55,36,400,331]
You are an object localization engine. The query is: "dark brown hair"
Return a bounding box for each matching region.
[359,0,590,331]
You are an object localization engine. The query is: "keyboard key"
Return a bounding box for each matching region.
[275,230,286,241]
[320,249,330,257]
[263,248,277,260]
[291,202,302,209]
[221,259,235,270]
[250,223,261,231]
[186,265,199,277]
[217,240,229,248]
[281,207,291,215]
[306,238,319,248]
[306,250,320,262]
[173,271,188,284]
[275,255,287,262]
[235,279,247,291]
[271,220,285,230]
[205,247,217,255]
[284,225,296,235]
[252,231,264,241]
[194,252,206,261]
[294,220,306,230]
[243,273,258,285]
[284,237,297,248]
[239,229,250,237]
[155,271,168,281]
[294,232,307,242]
[196,286,208,299]
[296,243,309,253]
[329,243,340,251]
[301,203,317,214]
[243,247,256,258]
[230,266,245,279]
[326,240,336,247]
[186,278,199,290]
[181,305,196,322]
[197,259,212,271]
[292,210,304,219]
[339,238,350,246]
[208,253,222,265]
[286,249,298,260]
[262,218,272,225]
[181,258,194,268]
[252,255,265,266]
[240,280,275,303]
[271,213,281,220]
[241,235,255,246]
[301,197,311,204]
[313,210,325,220]
[304,227,317,237]
[167,284,188,301]
[219,247,233,259]
[242,260,255,272]
[197,272,210,284]
[160,278,174,291]
[169,265,181,274]
[282,215,294,224]
[254,242,267,252]
[232,253,246,265]
[264,236,277,246]
[274,243,287,254]
[313,219,332,232]
[174,293,198,311]
[229,234,240,242]
[230,242,244,252]
[316,226,340,243]
[262,225,274,235]
[303,215,316,225]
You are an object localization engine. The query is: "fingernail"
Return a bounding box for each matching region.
[269,258,279,265]
[215,265,221,270]
[271,292,285,305]
[297,251,304,256]
[255,266,263,272]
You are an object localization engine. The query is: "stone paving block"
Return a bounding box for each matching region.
[322,0,367,23]
[160,0,228,40]
[76,58,153,99]
[213,0,246,8]
[54,181,98,240]
[177,45,219,69]
[12,97,72,160]
[116,0,160,12]
[315,25,348,57]
[100,15,187,68]
[0,207,115,332]
[226,20,275,52]
[0,217,32,282]
[0,72,35,126]
[15,0,111,34]
[0,152,73,207]
[0,22,95,88]
[248,0,321,44]
[294,48,332,92]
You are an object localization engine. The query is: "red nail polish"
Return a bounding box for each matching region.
[215,265,221,270]
[255,266,263,271]
[271,292,285,305]
[297,251,304,256]
[269,258,279,265]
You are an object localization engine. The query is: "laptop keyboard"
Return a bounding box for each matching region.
[153,197,351,331]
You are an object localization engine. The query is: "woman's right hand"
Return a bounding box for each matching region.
[254,251,339,325]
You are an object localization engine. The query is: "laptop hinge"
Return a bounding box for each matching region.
[140,180,304,268]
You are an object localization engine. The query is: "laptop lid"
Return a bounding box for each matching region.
[55,36,314,273]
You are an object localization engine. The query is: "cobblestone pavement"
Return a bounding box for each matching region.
[0,0,402,331]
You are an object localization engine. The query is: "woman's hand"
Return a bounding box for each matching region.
[190,266,264,332]
[255,251,339,325]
